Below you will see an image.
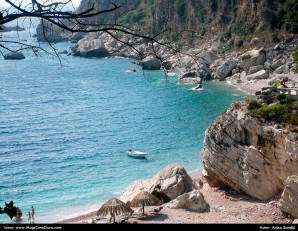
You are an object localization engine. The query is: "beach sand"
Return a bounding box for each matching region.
[58,172,293,224]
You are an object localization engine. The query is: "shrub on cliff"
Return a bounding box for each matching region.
[247,96,297,125]
[277,94,294,106]
[256,104,290,123]
[294,47,298,73]
[247,100,262,111]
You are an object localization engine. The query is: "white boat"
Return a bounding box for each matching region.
[190,84,203,91]
[127,150,148,158]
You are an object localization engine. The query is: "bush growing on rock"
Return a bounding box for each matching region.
[256,104,290,122]
[277,94,294,105]
[247,100,262,111]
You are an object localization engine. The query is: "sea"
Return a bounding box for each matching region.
[0,25,248,223]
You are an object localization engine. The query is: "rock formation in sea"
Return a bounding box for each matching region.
[201,102,298,203]
[4,52,26,60]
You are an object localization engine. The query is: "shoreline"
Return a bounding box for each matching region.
[57,169,203,224]
[57,168,294,224]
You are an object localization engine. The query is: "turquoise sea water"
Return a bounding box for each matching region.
[0,32,247,223]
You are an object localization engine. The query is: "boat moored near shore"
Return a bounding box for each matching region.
[127,150,148,158]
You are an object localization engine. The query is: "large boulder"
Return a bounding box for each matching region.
[279,176,298,218]
[216,58,238,80]
[141,55,161,70]
[248,65,264,75]
[271,59,284,70]
[4,52,25,60]
[199,51,219,66]
[120,163,194,203]
[179,71,202,85]
[246,70,269,81]
[179,78,202,85]
[239,49,267,72]
[74,38,110,58]
[167,190,208,212]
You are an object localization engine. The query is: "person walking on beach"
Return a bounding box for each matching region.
[27,212,31,223]
[31,206,35,222]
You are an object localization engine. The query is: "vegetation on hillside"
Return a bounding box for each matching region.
[247,94,298,125]
[294,47,298,73]
[97,0,298,46]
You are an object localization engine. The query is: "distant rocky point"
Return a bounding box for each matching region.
[1,25,25,32]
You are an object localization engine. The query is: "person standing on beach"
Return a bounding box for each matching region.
[31,206,35,222]
[27,212,31,223]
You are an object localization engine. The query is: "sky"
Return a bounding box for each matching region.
[0,0,81,8]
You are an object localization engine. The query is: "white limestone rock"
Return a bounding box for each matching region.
[239,49,266,72]
[279,176,298,218]
[120,163,194,203]
[167,190,208,212]
[201,103,298,200]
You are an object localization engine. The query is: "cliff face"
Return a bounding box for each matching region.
[75,0,298,45]
[201,102,298,200]
[37,0,298,47]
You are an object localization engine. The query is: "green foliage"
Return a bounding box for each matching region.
[261,0,298,33]
[262,5,284,30]
[277,94,294,105]
[234,21,250,35]
[113,31,124,40]
[256,104,290,122]
[247,100,262,111]
[174,0,186,17]
[224,28,232,40]
[208,0,218,12]
[200,28,206,36]
[118,9,146,26]
[273,80,282,88]
[247,96,297,124]
[283,0,298,33]
[221,44,234,54]
[235,39,244,49]
[293,48,298,73]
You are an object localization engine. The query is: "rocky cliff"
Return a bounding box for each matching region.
[201,102,298,201]
[37,0,298,48]
[75,0,298,46]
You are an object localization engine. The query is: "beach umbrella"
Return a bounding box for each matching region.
[130,191,161,215]
[97,198,131,223]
